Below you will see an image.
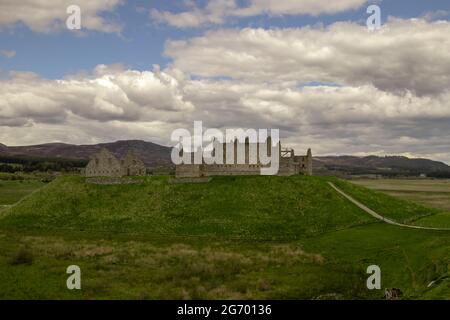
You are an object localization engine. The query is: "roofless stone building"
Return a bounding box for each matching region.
[84,148,146,177]
[175,138,312,178]
[121,150,147,176]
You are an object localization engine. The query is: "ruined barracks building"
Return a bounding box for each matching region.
[175,139,313,178]
[84,148,146,177]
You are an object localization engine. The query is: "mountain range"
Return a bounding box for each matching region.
[1,140,449,174]
[0,140,172,168]
[314,155,450,175]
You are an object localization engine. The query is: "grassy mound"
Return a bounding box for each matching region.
[0,175,378,239]
[2,175,443,237]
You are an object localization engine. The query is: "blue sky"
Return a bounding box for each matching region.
[1,0,449,79]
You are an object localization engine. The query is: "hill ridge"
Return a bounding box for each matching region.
[1,140,449,173]
[0,140,172,168]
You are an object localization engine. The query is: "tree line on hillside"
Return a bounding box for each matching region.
[0,155,88,173]
[428,171,450,178]
[320,165,450,178]
[1,154,450,178]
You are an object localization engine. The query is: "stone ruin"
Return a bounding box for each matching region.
[175,138,313,178]
[84,148,146,177]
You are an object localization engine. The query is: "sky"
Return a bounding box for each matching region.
[1,0,450,163]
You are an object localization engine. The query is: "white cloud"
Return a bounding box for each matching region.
[234,0,369,17]
[422,10,450,22]
[0,50,16,58]
[151,0,368,28]
[165,18,450,96]
[2,68,450,162]
[1,65,450,162]
[0,0,123,33]
[0,65,194,127]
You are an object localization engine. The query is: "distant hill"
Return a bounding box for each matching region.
[314,155,450,176]
[0,140,172,168]
[1,140,449,175]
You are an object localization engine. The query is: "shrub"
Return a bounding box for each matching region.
[10,248,34,266]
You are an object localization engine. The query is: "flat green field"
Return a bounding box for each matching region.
[0,175,450,299]
[351,179,450,211]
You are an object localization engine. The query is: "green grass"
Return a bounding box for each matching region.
[420,277,450,299]
[412,212,450,229]
[0,231,372,300]
[351,179,450,211]
[1,175,450,299]
[0,180,45,206]
[333,178,441,224]
[0,175,375,239]
[303,223,450,299]
[348,178,450,228]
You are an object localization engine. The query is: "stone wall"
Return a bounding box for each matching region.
[121,151,146,176]
[294,149,313,176]
[85,148,146,177]
[175,164,202,178]
[175,141,313,178]
[85,148,123,177]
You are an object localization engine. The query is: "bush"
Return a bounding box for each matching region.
[10,248,34,266]
[0,173,24,181]
[40,177,54,183]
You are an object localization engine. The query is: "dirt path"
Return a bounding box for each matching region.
[0,205,12,215]
[0,182,53,217]
[328,182,450,231]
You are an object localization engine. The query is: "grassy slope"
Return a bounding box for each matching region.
[411,212,450,229]
[332,178,441,224]
[349,179,450,229]
[0,180,45,205]
[0,175,375,239]
[1,175,450,299]
[316,178,450,299]
[304,223,450,299]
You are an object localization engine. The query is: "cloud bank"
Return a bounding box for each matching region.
[165,18,450,96]
[0,0,123,33]
[1,18,450,163]
[152,0,368,28]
